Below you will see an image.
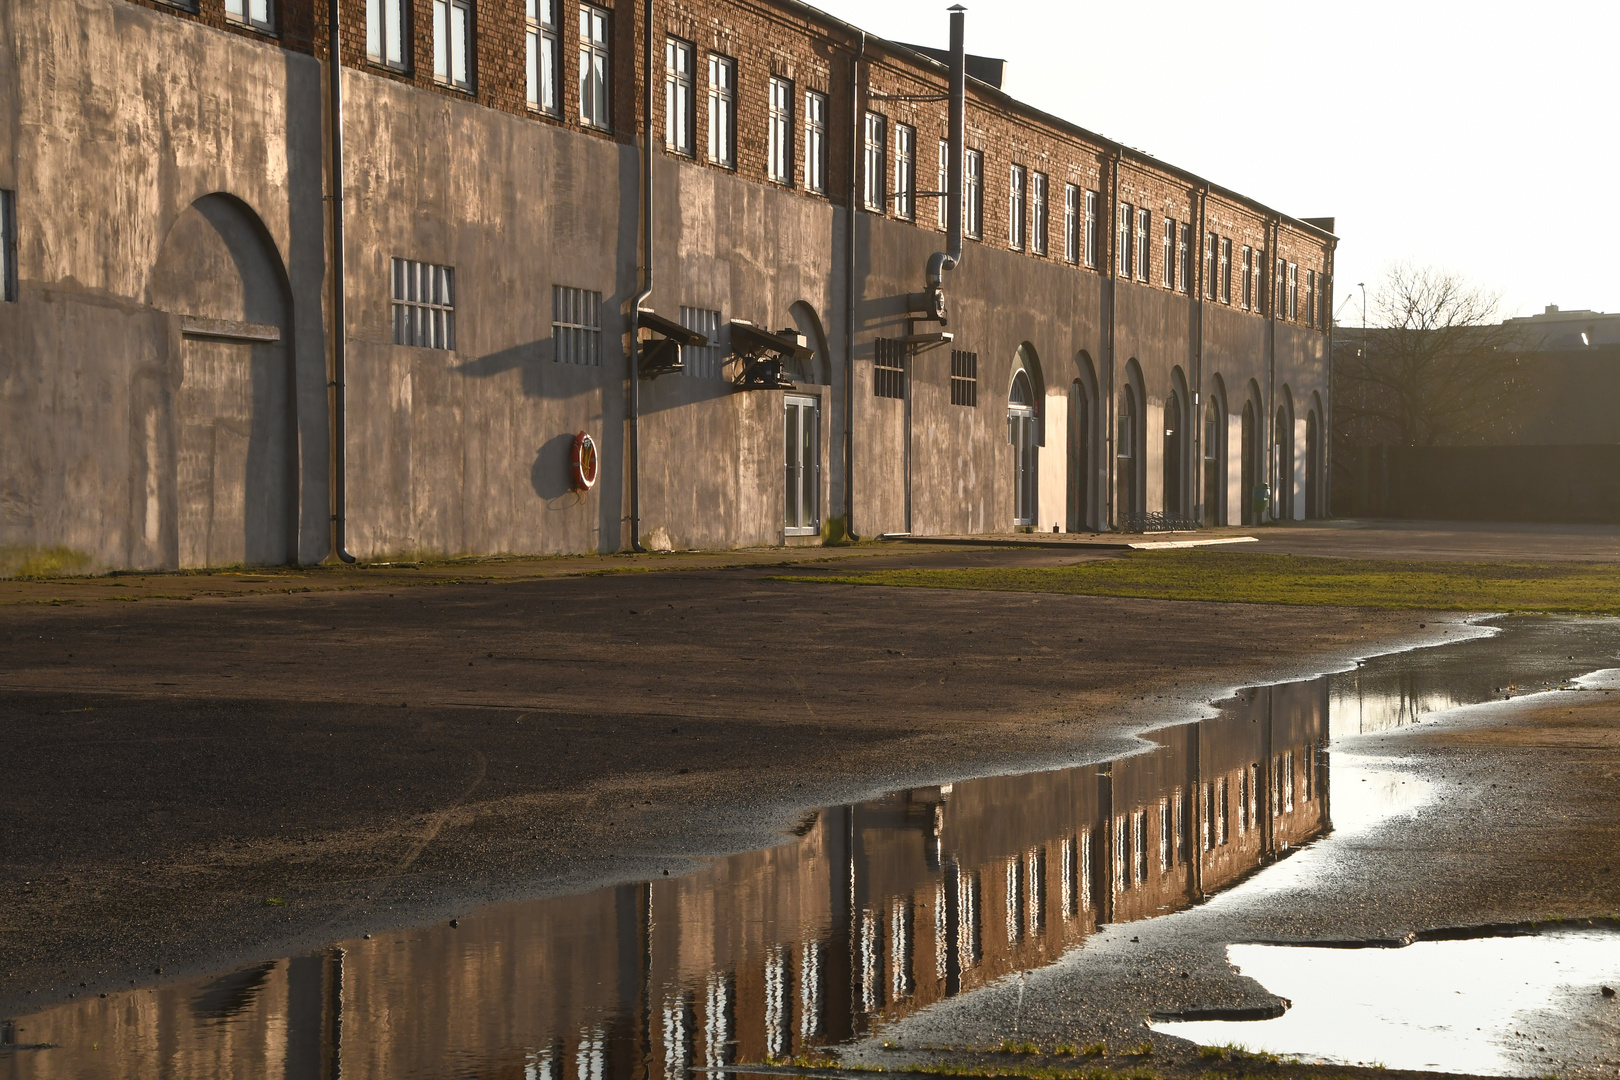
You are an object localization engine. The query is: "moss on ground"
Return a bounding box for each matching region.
[772,550,1620,614]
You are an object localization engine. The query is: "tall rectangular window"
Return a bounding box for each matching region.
[1135,207,1149,281]
[1063,184,1078,263]
[767,77,793,183]
[553,285,602,365]
[226,0,274,32]
[804,91,827,194]
[578,4,609,128]
[1083,189,1098,267]
[1116,202,1131,277]
[679,306,722,378]
[1178,224,1190,292]
[862,112,886,211]
[367,0,407,68]
[525,0,559,111]
[392,259,456,350]
[965,149,983,238]
[1008,164,1025,250]
[707,55,735,167]
[1220,237,1232,304]
[1030,172,1047,255]
[433,0,473,89]
[1240,245,1253,309]
[1275,258,1286,316]
[937,140,949,229]
[1287,262,1298,320]
[1161,218,1174,288]
[1204,231,1217,300]
[894,123,915,220]
[1,189,17,303]
[1254,255,1266,314]
[874,338,907,399]
[1306,269,1317,327]
[665,38,695,154]
[950,350,978,407]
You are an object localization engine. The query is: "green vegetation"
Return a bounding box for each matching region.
[999,1041,1042,1056]
[0,545,92,579]
[773,550,1620,614]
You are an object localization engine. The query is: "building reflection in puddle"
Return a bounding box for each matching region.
[9,681,1333,1079]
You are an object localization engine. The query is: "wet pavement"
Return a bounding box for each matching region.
[7,617,1620,1078]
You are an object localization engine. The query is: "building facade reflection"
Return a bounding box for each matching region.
[6,681,1329,1080]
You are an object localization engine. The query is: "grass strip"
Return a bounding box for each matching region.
[771,551,1620,614]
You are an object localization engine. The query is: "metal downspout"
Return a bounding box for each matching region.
[842,30,866,540]
[1104,151,1120,530]
[924,7,965,292]
[1323,237,1336,517]
[327,0,355,563]
[1194,183,1207,523]
[1266,216,1278,521]
[628,0,655,552]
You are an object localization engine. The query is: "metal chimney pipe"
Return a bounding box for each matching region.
[926,5,965,292]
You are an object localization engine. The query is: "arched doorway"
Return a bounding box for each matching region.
[1240,400,1256,525]
[1305,408,1321,519]
[1067,379,1090,532]
[1203,396,1223,525]
[1117,383,1138,527]
[1274,403,1294,521]
[1009,369,1037,527]
[149,193,296,568]
[1163,391,1184,519]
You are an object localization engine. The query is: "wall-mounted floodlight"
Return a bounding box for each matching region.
[729,320,811,390]
[636,308,709,379]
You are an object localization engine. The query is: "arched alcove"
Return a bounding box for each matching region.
[150,193,296,567]
[1204,375,1228,525]
[788,301,831,386]
[1008,368,1037,527]
[1067,351,1099,532]
[1165,366,1190,520]
[1274,386,1296,521]
[1118,359,1146,526]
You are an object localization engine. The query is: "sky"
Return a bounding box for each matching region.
[803,0,1620,325]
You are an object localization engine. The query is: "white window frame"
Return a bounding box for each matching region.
[1220,237,1232,304]
[392,258,457,351]
[1204,231,1217,300]
[767,76,793,184]
[1276,257,1286,316]
[367,0,406,67]
[1030,171,1047,256]
[862,111,886,211]
[964,149,982,238]
[1063,183,1078,263]
[937,140,949,230]
[1008,164,1025,250]
[578,3,610,129]
[1306,269,1317,327]
[553,285,603,366]
[1161,218,1174,288]
[893,123,915,220]
[226,0,274,32]
[525,0,560,111]
[1116,201,1131,277]
[804,91,827,194]
[1178,224,1191,292]
[1287,262,1299,320]
[665,37,695,154]
[433,0,473,90]
[1083,189,1097,268]
[1135,207,1149,281]
[1240,245,1253,309]
[707,54,736,167]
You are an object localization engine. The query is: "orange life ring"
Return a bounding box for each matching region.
[570,431,599,491]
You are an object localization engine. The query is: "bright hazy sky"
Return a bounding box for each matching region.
[804,0,1619,324]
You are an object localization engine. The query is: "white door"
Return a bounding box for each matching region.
[785,395,819,535]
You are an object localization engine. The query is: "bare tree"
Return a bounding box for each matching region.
[1334,264,1525,447]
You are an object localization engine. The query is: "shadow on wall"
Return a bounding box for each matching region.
[531,431,588,506]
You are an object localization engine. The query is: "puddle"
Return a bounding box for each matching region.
[5,617,1619,1078]
[1152,929,1620,1075]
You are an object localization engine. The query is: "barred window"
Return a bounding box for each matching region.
[0,189,15,303]
[874,338,907,399]
[1063,183,1078,263]
[665,38,695,154]
[391,259,456,350]
[226,0,274,32]
[553,285,602,365]
[527,0,560,112]
[679,305,722,379]
[950,349,977,407]
[804,92,827,194]
[367,0,407,68]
